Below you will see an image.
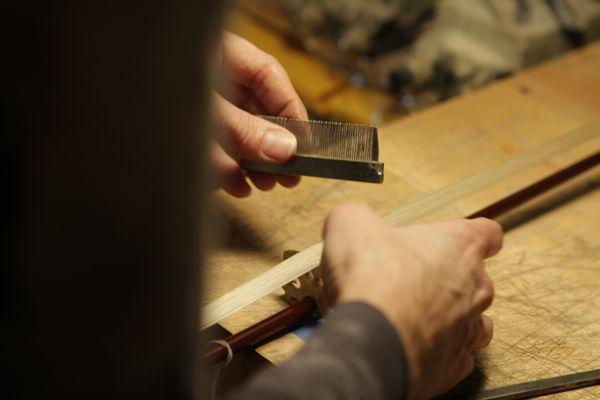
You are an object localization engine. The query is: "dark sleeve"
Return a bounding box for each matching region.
[226,302,410,400]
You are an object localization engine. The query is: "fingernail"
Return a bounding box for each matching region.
[261,130,296,162]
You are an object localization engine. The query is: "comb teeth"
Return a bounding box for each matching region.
[241,116,384,183]
[262,116,378,162]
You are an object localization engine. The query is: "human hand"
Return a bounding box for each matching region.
[321,204,503,400]
[212,32,308,197]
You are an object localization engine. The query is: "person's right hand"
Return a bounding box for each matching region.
[321,204,503,400]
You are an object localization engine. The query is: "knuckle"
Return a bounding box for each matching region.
[254,55,284,85]
[479,217,503,233]
[469,235,487,256]
[452,222,490,256]
[476,217,504,243]
[232,115,262,150]
[490,221,504,245]
[263,54,283,72]
[452,221,478,243]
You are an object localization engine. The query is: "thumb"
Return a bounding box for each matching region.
[217,96,297,163]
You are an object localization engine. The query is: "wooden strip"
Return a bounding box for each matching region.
[202,243,322,329]
[201,121,600,329]
[382,121,600,226]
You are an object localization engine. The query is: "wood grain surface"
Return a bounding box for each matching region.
[204,43,600,398]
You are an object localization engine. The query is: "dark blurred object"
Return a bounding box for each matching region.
[239,0,600,111]
[2,2,220,398]
[285,0,436,56]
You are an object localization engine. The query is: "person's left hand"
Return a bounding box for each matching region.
[212,32,308,198]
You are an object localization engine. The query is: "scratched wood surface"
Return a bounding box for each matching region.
[204,43,600,398]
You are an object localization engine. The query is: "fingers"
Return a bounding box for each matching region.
[242,172,300,190]
[215,95,297,163]
[466,218,504,258]
[472,315,494,349]
[246,171,277,191]
[466,314,494,349]
[456,353,476,383]
[235,85,268,115]
[215,32,306,198]
[445,315,492,392]
[452,315,493,387]
[274,174,301,188]
[212,144,294,196]
[211,144,251,198]
[437,218,503,259]
[222,32,308,120]
[471,266,495,314]
[459,218,500,316]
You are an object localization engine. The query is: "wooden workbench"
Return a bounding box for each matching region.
[205,43,600,398]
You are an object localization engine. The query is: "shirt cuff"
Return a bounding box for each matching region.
[308,301,410,399]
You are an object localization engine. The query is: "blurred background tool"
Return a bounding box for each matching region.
[230,0,600,124]
[241,117,384,183]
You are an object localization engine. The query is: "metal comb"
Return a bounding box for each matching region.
[240,116,384,183]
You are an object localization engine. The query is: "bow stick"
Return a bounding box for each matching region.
[203,150,600,366]
[202,122,599,330]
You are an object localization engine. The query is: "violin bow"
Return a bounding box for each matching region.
[203,150,600,366]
